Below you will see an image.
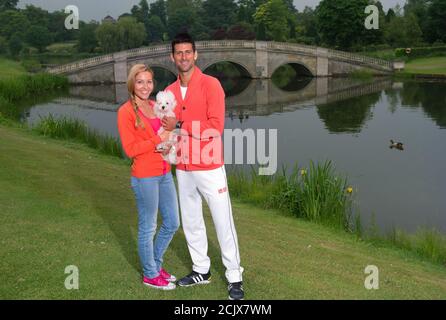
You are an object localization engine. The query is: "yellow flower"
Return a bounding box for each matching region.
[300,169,307,176]
[346,187,353,194]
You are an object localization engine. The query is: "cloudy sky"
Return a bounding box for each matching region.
[18,0,406,22]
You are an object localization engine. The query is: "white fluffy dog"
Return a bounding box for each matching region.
[154,90,178,164]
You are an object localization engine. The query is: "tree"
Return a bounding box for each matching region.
[25,25,52,52]
[315,0,369,49]
[8,33,22,57]
[404,13,423,46]
[150,0,167,26]
[0,36,8,54]
[78,23,99,53]
[0,0,18,11]
[426,0,446,43]
[384,14,422,47]
[253,0,290,41]
[0,10,30,40]
[147,15,166,43]
[295,6,319,45]
[95,22,121,53]
[202,0,238,32]
[227,22,256,40]
[404,0,429,42]
[22,5,50,28]
[237,0,266,24]
[117,17,147,50]
[385,8,396,22]
[48,10,76,42]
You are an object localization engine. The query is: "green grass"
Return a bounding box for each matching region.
[404,57,446,75]
[46,42,78,54]
[0,57,27,79]
[1,124,446,299]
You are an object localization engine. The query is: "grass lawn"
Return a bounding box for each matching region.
[0,57,27,80]
[404,57,446,75]
[1,124,446,300]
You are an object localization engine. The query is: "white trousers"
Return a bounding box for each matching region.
[176,166,244,283]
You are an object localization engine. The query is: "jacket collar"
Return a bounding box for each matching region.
[173,66,203,104]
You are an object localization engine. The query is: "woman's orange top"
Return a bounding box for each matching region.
[117,99,170,178]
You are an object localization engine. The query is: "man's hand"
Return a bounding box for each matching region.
[162,116,178,131]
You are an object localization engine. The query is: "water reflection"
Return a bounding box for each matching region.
[316,91,380,134]
[399,82,446,129]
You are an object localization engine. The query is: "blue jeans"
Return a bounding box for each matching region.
[131,172,180,279]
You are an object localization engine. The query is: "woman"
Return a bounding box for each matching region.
[117,64,179,290]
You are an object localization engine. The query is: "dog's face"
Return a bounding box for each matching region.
[154,90,177,116]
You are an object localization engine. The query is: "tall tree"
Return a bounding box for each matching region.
[95,22,121,53]
[150,0,167,26]
[0,0,18,11]
[253,0,290,41]
[8,33,22,56]
[78,22,99,53]
[404,0,429,42]
[202,0,237,32]
[117,17,147,50]
[0,10,30,40]
[316,0,369,49]
[25,25,52,52]
[426,0,446,43]
[146,15,166,43]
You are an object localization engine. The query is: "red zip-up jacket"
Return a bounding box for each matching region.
[166,67,225,171]
[117,100,170,178]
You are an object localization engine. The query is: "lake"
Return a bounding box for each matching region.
[22,75,446,234]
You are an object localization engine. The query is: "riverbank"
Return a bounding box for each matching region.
[1,123,446,299]
[400,57,446,79]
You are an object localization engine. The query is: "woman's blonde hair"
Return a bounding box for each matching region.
[127,64,155,128]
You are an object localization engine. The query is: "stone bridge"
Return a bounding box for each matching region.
[48,41,394,83]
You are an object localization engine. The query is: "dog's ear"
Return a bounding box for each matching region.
[156,90,164,102]
[166,90,176,108]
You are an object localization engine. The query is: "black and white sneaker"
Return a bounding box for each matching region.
[177,271,211,287]
[228,281,244,300]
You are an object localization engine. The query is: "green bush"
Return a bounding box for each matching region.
[21,59,42,73]
[395,46,446,59]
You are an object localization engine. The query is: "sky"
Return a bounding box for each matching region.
[18,0,406,22]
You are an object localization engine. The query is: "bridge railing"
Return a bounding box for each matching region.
[48,54,115,75]
[327,48,392,70]
[197,40,256,49]
[267,42,318,55]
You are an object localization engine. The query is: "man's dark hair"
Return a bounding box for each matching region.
[171,32,196,54]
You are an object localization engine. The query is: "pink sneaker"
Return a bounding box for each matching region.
[143,275,176,290]
[159,268,177,282]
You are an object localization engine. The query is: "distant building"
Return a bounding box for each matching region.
[102,15,116,24]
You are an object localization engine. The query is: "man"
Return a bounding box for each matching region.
[162,33,244,300]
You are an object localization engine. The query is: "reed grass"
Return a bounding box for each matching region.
[34,114,123,159]
[0,73,68,103]
[228,161,354,231]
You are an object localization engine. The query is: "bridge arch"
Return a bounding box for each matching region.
[269,59,315,78]
[201,60,253,78]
